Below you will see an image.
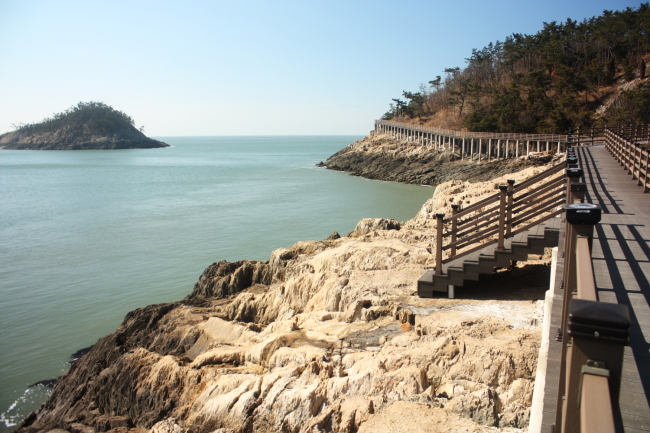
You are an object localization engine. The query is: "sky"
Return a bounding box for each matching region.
[0,0,645,136]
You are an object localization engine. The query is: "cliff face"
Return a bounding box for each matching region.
[0,127,168,150]
[322,132,554,186]
[18,167,557,433]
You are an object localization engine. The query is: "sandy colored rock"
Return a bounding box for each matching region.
[18,164,559,433]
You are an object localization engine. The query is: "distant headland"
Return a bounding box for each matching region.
[0,102,169,150]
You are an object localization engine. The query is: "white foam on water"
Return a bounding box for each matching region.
[0,386,52,429]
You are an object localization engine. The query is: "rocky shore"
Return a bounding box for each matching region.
[0,128,168,150]
[17,164,558,433]
[321,131,554,185]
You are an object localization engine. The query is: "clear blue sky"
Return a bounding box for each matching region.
[0,0,644,136]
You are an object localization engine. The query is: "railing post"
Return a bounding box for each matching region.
[497,185,507,251]
[570,182,587,204]
[566,168,583,202]
[567,156,579,168]
[561,300,630,433]
[555,203,602,432]
[506,179,515,237]
[450,204,459,256]
[435,213,445,275]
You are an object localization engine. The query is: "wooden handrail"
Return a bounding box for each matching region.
[605,127,650,193]
[443,226,500,251]
[512,186,565,214]
[376,119,570,141]
[576,236,597,301]
[510,196,566,227]
[514,176,565,203]
[433,160,567,274]
[510,193,565,224]
[515,163,566,190]
[452,194,501,220]
[554,203,630,433]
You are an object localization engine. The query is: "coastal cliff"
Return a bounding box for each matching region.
[321,131,553,186]
[18,165,559,433]
[0,102,168,150]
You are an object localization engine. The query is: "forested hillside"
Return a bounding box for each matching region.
[384,4,650,133]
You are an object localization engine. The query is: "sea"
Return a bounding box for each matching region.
[0,136,434,432]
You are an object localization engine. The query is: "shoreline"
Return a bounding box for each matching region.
[15,161,558,433]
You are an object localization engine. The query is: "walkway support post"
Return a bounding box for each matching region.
[497,185,507,251]
[435,213,444,275]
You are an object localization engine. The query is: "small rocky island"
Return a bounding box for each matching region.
[0,102,169,150]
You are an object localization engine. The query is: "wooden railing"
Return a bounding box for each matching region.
[553,146,631,433]
[605,128,650,192]
[433,162,567,274]
[376,119,569,141]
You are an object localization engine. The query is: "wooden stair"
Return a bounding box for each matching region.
[418,216,562,297]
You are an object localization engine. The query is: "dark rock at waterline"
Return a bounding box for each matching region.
[29,378,59,388]
[324,231,341,240]
[69,346,93,364]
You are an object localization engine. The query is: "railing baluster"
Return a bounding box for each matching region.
[506,179,515,236]
[435,213,444,275]
[450,204,459,256]
[497,185,507,251]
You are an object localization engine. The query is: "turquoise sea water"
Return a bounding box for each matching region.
[0,136,434,431]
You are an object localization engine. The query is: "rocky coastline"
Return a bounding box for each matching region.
[321,131,554,185]
[0,128,168,150]
[16,162,559,433]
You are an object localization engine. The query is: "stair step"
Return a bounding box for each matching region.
[417,216,562,297]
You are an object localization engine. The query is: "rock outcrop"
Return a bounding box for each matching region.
[0,127,168,150]
[0,102,168,150]
[322,131,555,185]
[18,166,558,433]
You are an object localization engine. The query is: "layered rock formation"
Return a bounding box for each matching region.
[18,166,558,433]
[322,131,554,185]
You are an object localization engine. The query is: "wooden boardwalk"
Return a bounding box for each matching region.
[540,144,650,432]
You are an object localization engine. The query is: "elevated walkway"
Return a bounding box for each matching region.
[539,143,650,432]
